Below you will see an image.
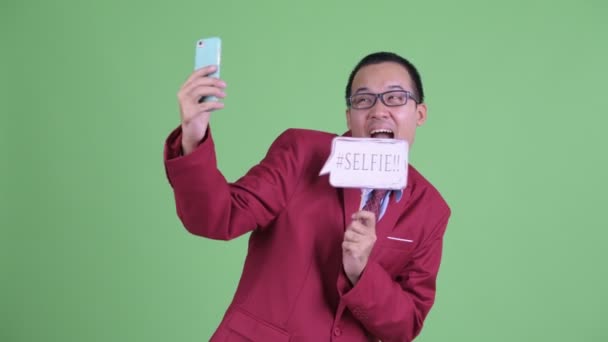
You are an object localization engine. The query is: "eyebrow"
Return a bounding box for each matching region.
[353,85,406,94]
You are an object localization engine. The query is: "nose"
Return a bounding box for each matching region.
[368,100,390,119]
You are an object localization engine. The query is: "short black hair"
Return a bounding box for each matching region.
[345,52,424,105]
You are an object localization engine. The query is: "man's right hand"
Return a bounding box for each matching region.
[177,65,226,155]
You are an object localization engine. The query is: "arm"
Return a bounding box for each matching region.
[164,65,302,240]
[341,209,451,342]
[164,127,304,240]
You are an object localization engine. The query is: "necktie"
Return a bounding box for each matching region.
[362,189,390,219]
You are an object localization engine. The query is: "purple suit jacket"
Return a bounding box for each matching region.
[164,127,451,342]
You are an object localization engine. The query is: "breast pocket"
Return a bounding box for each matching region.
[374,238,416,275]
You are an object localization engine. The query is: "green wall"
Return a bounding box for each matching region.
[2,0,607,341]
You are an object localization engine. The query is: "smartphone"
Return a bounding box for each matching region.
[195,37,221,102]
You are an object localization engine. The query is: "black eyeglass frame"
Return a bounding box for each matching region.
[346,90,419,109]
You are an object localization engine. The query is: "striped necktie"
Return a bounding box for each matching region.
[362,189,390,219]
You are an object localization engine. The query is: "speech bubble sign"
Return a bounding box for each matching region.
[319,137,409,189]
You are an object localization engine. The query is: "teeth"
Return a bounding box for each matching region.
[370,129,393,135]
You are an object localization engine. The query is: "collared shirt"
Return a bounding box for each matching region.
[359,188,404,221]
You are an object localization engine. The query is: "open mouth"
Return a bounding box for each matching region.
[370,129,394,139]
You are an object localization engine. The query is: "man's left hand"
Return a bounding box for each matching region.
[342,210,377,285]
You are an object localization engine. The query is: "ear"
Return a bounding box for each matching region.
[416,103,428,126]
[345,108,352,131]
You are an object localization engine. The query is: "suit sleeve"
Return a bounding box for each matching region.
[340,208,451,342]
[163,126,303,240]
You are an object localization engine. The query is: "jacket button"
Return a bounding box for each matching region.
[333,327,342,336]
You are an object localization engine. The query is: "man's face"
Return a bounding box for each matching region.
[346,62,427,146]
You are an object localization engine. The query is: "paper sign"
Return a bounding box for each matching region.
[319,137,408,189]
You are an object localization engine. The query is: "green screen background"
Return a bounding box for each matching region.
[2,0,607,341]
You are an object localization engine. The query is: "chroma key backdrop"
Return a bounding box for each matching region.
[2,0,607,341]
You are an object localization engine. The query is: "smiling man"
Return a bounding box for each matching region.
[164,52,451,342]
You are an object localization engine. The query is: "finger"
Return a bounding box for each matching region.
[182,86,226,104]
[183,65,220,85]
[343,229,363,243]
[195,93,226,105]
[342,241,356,253]
[352,210,377,226]
[182,76,225,96]
[195,100,225,113]
[181,67,218,90]
[182,101,225,124]
[346,221,368,235]
[181,77,226,97]
[183,75,226,90]
[342,241,367,256]
[348,217,376,234]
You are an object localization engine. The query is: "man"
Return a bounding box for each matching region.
[164,52,451,341]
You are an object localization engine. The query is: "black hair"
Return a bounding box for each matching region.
[345,52,424,105]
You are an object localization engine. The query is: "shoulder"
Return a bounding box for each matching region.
[408,165,451,217]
[261,128,337,166]
[270,128,337,158]
[275,128,337,144]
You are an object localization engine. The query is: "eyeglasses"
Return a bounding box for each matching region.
[347,90,419,109]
